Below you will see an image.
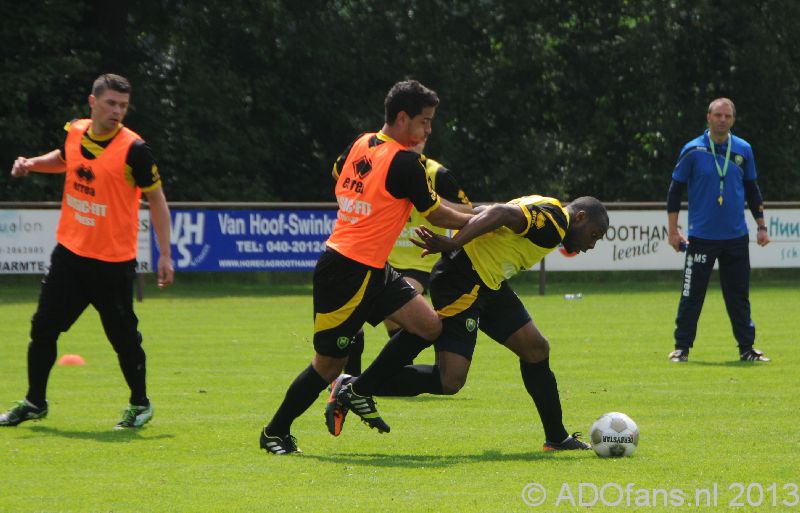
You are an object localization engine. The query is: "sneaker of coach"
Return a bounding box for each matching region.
[668,348,689,362]
[739,348,770,362]
[114,403,154,430]
[0,399,48,426]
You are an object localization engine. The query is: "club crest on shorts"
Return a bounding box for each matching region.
[465,318,478,332]
[336,336,351,349]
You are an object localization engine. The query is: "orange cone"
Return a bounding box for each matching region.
[58,354,86,366]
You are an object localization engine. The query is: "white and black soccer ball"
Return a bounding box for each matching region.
[589,412,639,458]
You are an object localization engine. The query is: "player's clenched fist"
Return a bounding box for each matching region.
[11,156,32,177]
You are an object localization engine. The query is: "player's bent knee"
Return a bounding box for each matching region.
[312,353,347,382]
[522,338,550,363]
[30,320,62,344]
[440,373,467,395]
[27,336,57,353]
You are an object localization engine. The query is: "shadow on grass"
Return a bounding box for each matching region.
[26,425,175,442]
[301,449,569,468]
[687,360,766,368]
[387,395,469,403]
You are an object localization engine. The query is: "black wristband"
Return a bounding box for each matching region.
[757,225,768,231]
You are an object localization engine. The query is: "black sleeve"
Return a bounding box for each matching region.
[744,179,765,220]
[127,140,161,189]
[667,179,685,213]
[434,167,470,205]
[522,202,568,249]
[385,150,438,212]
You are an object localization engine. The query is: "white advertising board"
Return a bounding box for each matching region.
[537,209,800,271]
[0,209,152,274]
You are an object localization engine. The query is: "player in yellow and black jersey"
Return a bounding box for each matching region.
[338,195,608,451]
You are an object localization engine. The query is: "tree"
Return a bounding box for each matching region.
[2,0,798,203]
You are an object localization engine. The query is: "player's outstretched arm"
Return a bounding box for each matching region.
[10,150,65,177]
[439,197,474,214]
[413,203,527,255]
[424,202,473,230]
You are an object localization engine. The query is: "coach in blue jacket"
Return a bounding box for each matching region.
[666,97,770,363]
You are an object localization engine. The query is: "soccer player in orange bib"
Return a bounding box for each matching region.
[260,80,473,454]
[340,142,473,377]
[2,74,173,430]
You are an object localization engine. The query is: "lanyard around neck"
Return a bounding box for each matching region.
[709,132,731,205]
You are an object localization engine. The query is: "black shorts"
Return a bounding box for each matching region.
[31,244,139,345]
[430,250,531,360]
[313,249,417,357]
[393,267,431,295]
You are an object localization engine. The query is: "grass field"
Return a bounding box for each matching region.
[1,271,798,513]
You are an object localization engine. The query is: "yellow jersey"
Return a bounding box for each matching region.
[464,195,568,289]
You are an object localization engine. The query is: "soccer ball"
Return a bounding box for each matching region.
[589,412,639,458]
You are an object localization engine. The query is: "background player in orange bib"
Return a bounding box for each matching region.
[2,74,173,430]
